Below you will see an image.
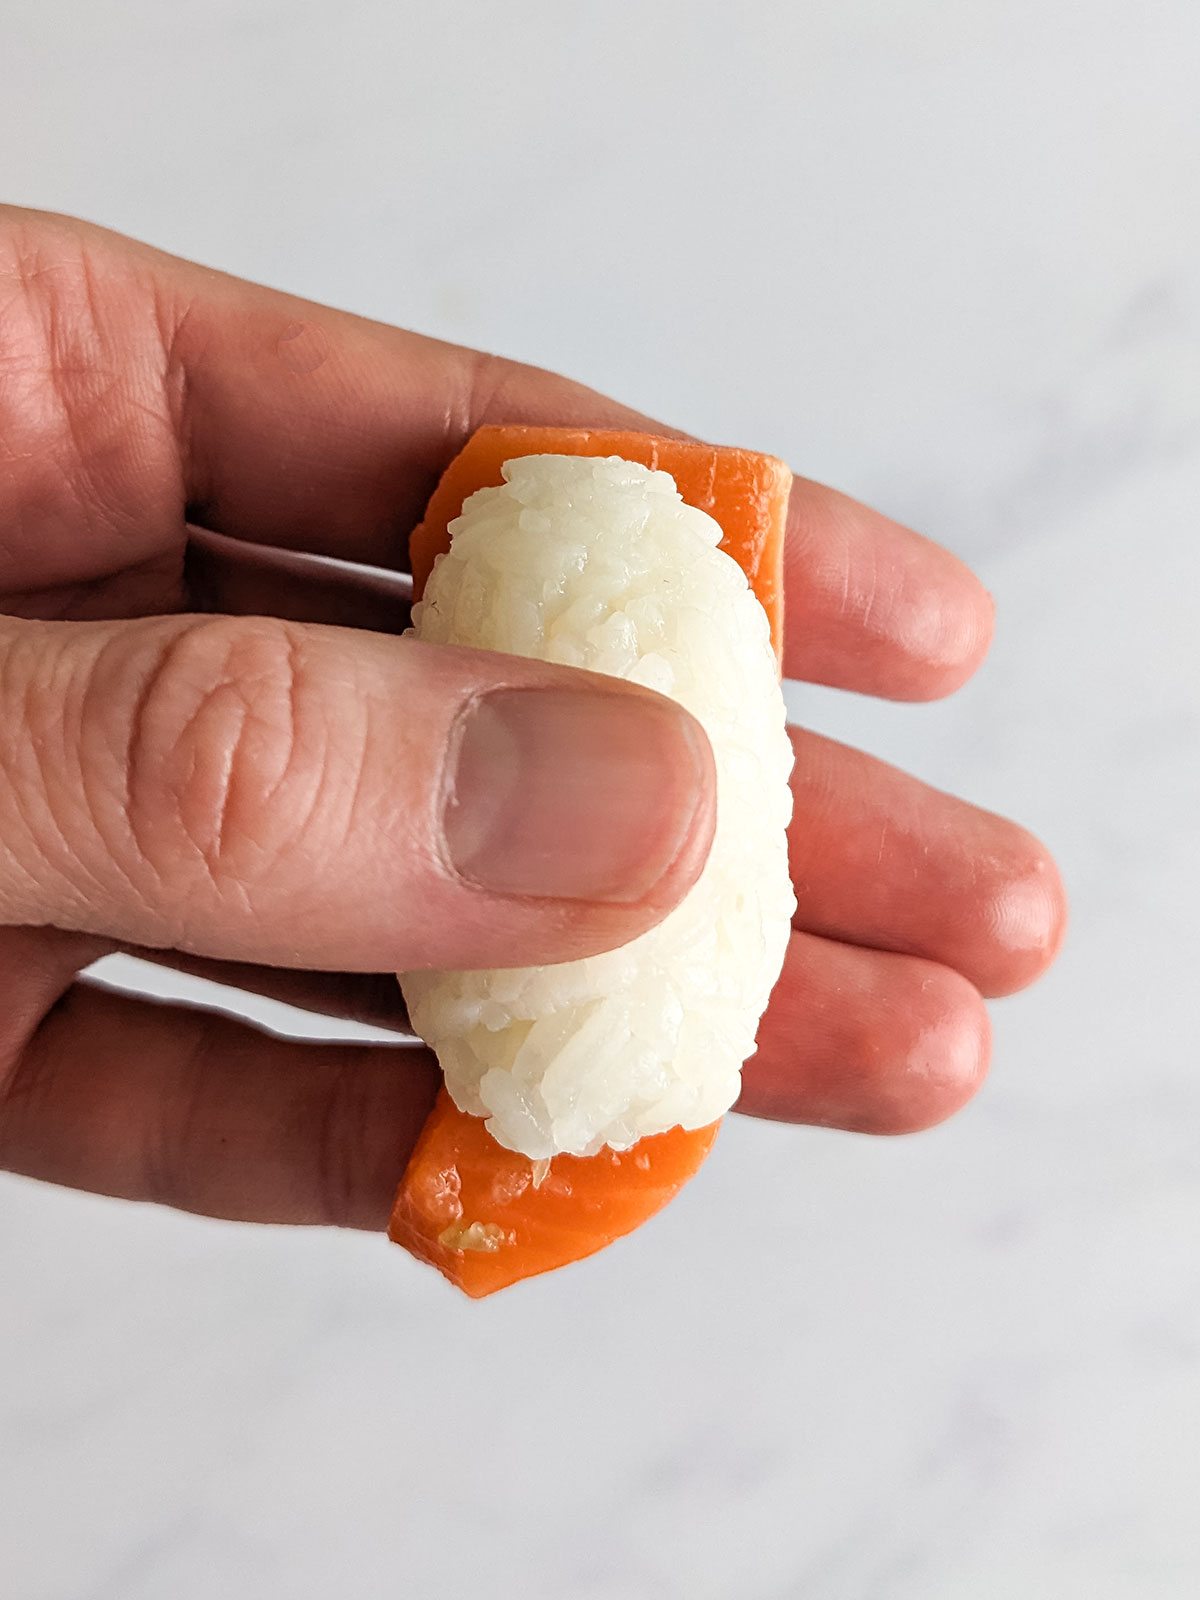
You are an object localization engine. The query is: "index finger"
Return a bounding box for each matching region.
[4,206,992,700]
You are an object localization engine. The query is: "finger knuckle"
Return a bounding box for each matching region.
[123,616,327,898]
[0,213,163,539]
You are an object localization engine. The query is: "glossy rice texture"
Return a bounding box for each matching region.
[400,453,795,1160]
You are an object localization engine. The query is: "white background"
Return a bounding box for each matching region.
[3,3,1199,1596]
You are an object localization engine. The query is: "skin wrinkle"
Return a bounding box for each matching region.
[254,622,348,884]
[117,621,188,919]
[198,687,247,879]
[321,659,382,879]
[2,629,114,927]
[837,546,852,618]
[0,265,62,583]
[199,649,279,879]
[275,653,341,878]
[157,290,200,510]
[337,673,382,867]
[44,245,128,537]
[26,631,100,916]
[72,624,151,915]
[457,348,509,456]
[0,647,59,921]
[150,619,364,942]
[2,229,175,586]
[857,545,881,633]
[122,618,304,896]
[249,623,303,820]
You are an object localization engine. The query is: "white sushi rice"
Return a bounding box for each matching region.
[400,454,795,1159]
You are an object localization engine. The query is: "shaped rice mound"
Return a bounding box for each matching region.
[400,453,795,1160]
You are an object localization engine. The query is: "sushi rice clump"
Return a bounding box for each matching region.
[401,454,795,1159]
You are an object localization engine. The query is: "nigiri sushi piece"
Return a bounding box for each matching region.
[390,426,794,1296]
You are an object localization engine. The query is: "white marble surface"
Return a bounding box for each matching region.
[3,4,1199,1596]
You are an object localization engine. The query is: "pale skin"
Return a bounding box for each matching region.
[0,207,1066,1230]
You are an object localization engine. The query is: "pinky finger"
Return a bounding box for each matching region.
[0,983,439,1229]
[739,931,991,1134]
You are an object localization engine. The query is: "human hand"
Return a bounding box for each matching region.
[0,207,1065,1229]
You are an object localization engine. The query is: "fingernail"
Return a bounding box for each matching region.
[441,687,711,903]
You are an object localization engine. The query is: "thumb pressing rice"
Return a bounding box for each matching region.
[400,453,795,1159]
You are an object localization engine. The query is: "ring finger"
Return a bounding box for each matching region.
[786,727,1067,997]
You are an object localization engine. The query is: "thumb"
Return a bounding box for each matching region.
[0,614,715,971]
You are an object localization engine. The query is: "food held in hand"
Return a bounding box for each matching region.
[391,426,794,1295]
